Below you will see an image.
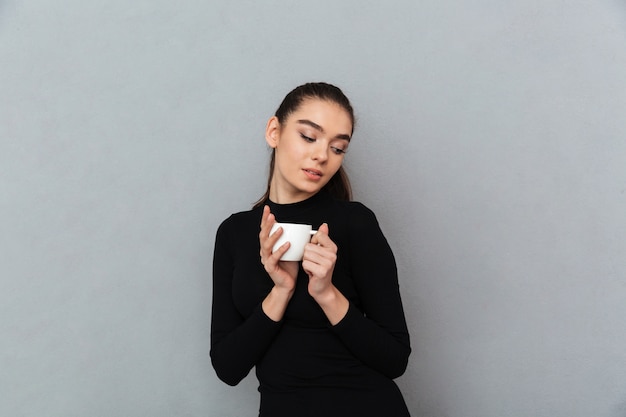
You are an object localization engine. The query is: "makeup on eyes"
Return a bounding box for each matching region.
[296,119,351,142]
[300,133,315,142]
[300,133,347,155]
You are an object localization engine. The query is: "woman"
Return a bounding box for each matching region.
[211,82,411,416]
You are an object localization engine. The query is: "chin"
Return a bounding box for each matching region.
[293,178,331,197]
[294,186,321,197]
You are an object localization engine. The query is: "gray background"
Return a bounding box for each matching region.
[2,1,626,416]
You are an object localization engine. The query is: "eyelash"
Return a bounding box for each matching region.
[300,134,347,155]
[300,133,315,143]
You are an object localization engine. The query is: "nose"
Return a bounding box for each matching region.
[311,142,328,162]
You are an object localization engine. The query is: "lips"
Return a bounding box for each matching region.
[303,168,322,180]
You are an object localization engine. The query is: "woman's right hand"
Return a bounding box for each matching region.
[259,205,299,295]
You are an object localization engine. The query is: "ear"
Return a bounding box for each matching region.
[265,116,281,149]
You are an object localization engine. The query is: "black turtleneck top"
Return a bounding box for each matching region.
[210,191,411,417]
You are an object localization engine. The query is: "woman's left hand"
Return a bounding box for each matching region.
[302,223,338,299]
[303,223,349,325]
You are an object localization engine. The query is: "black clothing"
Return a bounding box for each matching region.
[211,191,411,416]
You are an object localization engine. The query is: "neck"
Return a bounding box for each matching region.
[268,180,316,205]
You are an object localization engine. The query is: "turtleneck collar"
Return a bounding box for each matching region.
[264,191,331,223]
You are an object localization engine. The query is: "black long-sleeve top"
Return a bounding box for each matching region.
[210,191,411,416]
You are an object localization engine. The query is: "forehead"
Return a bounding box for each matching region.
[287,99,353,134]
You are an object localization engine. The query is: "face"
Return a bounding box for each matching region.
[265,99,352,203]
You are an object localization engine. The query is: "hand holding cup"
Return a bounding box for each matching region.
[270,223,317,261]
[259,206,300,291]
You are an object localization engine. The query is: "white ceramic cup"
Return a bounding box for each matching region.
[270,222,317,261]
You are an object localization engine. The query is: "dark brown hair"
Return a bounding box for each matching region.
[253,82,355,208]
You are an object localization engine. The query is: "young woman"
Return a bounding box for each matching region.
[211,82,411,416]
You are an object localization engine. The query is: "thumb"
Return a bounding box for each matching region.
[318,222,329,235]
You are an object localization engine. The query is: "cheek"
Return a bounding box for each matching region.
[328,156,344,172]
[274,146,303,171]
[333,153,346,164]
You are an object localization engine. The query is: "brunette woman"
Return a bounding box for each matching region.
[211,82,411,416]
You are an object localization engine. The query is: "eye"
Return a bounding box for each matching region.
[331,146,347,155]
[300,133,315,143]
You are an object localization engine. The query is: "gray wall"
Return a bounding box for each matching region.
[2,1,625,416]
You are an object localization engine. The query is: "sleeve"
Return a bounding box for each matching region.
[330,203,411,379]
[209,217,283,386]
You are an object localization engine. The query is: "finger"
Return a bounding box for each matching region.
[260,207,283,261]
[310,224,337,251]
[304,242,326,257]
[310,222,329,245]
[261,206,275,231]
[262,225,284,258]
[265,241,291,269]
[303,245,336,266]
[302,259,327,279]
[259,207,277,242]
[302,251,323,269]
[259,206,269,239]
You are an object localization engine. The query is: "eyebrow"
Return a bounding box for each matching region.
[296,119,351,141]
